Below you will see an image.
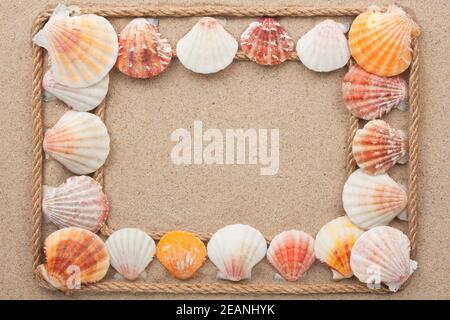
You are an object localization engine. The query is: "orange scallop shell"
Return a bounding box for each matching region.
[156,231,206,280]
[349,5,420,76]
[240,17,294,65]
[38,227,109,291]
[342,65,408,120]
[116,18,172,78]
[267,230,315,281]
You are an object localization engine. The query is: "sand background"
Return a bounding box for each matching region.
[0,0,449,299]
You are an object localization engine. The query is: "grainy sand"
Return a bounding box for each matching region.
[0,0,449,299]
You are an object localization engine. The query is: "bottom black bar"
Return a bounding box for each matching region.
[0,300,446,318]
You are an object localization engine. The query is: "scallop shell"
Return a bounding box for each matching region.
[267,230,315,281]
[156,231,206,280]
[349,5,420,77]
[343,169,408,229]
[176,17,238,74]
[296,19,351,72]
[240,17,294,66]
[342,65,408,120]
[43,111,110,175]
[38,227,109,291]
[42,176,109,232]
[32,4,118,88]
[106,228,156,281]
[116,18,172,78]
[207,224,267,282]
[352,120,408,175]
[43,70,109,112]
[314,216,364,280]
[351,226,417,292]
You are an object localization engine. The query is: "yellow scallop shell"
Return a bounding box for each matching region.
[314,217,364,280]
[156,231,207,280]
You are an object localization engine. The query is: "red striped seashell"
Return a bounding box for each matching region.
[116,18,172,78]
[267,230,315,281]
[342,65,408,120]
[240,17,294,65]
[38,227,109,291]
[352,120,408,175]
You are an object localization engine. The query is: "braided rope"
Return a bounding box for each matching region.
[31,5,420,295]
[100,224,214,242]
[93,101,107,186]
[34,6,365,19]
[31,13,48,272]
[79,281,389,295]
[346,115,359,177]
[32,266,390,295]
[407,39,420,259]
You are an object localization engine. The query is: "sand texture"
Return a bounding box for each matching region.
[0,0,449,299]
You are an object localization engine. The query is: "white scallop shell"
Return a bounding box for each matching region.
[43,111,110,175]
[176,17,238,74]
[32,4,118,88]
[296,19,351,72]
[106,228,156,281]
[42,176,109,232]
[207,224,267,281]
[43,70,109,112]
[343,169,408,229]
[350,226,417,292]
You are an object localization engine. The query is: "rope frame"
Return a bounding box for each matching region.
[30,5,420,295]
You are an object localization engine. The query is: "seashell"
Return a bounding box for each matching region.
[314,216,364,280]
[116,18,172,79]
[207,224,267,282]
[176,17,238,74]
[342,65,408,120]
[43,111,110,175]
[37,227,109,291]
[106,228,156,281]
[343,169,408,229]
[349,5,420,77]
[42,176,109,232]
[350,226,417,292]
[267,230,315,281]
[240,17,294,66]
[32,4,118,88]
[352,120,409,175]
[296,19,351,72]
[43,70,109,112]
[156,231,206,280]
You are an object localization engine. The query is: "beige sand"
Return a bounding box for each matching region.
[0,0,449,299]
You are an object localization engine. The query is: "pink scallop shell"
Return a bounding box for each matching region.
[267,230,315,281]
[342,65,408,120]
